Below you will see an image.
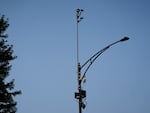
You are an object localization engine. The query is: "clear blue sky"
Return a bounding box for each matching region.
[1,0,150,113]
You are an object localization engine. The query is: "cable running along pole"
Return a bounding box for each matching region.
[74,8,129,113]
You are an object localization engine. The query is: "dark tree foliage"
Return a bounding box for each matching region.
[0,15,21,113]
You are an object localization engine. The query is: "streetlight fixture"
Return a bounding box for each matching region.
[74,9,129,113]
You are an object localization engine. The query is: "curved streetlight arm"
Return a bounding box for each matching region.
[79,37,129,81]
[80,45,110,69]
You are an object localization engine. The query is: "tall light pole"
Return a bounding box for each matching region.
[75,8,84,113]
[74,9,129,113]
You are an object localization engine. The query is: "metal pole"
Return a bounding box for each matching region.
[76,9,82,113]
[75,8,84,113]
[78,63,82,113]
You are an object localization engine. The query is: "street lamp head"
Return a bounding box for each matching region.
[120,37,130,42]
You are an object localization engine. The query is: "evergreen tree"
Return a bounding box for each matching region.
[0,15,21,113]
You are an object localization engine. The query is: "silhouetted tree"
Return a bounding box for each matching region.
[0,15,21,113]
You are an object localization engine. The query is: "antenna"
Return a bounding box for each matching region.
[76,8,84,64]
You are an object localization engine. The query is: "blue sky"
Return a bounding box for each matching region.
[1,0,150,113]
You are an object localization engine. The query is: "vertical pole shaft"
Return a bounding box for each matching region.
[76,10,82,113]
[76,9,83,113]
[78,63,82,113]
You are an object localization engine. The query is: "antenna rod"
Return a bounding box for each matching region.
[76,10,79,64]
